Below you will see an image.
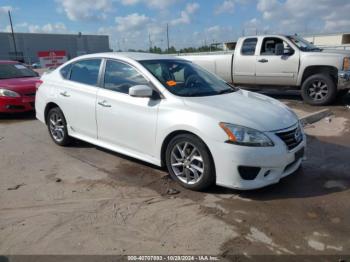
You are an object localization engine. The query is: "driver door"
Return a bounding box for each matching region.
[96,59,160,157]
[255,37,299,86]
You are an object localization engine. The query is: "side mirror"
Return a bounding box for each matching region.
[129,85,153,98]
[284,46,294,56]
[275,43,284,56]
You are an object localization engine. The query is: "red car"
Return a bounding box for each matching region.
[0,60,42,113]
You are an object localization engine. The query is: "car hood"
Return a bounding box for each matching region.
[0,77,41,94]
[182,89,298,132]
[321,49,350,56]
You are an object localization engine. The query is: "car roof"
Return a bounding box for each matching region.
[0,60,18,64]
[75,52,183,62]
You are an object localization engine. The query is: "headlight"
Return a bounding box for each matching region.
[0,88,20,97]
[344,57,350,71]
[219,122,274,147]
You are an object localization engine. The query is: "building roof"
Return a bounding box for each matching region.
[0,31,109,37]
[301,32,350,37]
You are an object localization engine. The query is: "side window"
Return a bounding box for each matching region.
[241,38,257,56]
[69,59,101,86]
[60,63,72,79]
[103,60,148,94]
[260,37,294,56]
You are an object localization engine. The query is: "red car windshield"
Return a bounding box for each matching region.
[0,63,38,79]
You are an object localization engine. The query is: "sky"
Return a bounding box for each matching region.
[0,0,350,51]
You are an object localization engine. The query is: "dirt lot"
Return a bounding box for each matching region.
[0,93,349,257]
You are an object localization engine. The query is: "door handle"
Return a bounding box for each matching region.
[258,59,269,63]
[98,100,112,108]
[60,91,70,97]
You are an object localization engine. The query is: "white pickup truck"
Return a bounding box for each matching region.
[184,35,350,105]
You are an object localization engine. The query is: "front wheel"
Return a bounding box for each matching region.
[165,134,215,191]
[47,107,71,146]
[301,74,337,106]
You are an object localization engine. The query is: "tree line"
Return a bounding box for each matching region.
[123,45,222,54]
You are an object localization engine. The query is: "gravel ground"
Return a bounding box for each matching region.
[0,93,349,258]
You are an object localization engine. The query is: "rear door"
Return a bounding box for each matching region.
[57,59,102,139]
[233,37,258,85]
[255,37,299,86]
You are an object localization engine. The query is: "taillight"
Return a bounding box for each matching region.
[35,80,43,90]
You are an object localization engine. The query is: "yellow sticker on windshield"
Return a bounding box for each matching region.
[166,80,177,87]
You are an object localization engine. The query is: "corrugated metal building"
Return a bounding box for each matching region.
[0,32,111,64]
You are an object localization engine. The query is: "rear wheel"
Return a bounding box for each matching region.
[47,107,71,146]
[301,74,337,106]
[165,134,215,191]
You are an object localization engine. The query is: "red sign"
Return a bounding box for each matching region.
[38,50,67,68]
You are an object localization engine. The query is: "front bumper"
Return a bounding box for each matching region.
[207,129,306,190]
[0,96,35,113]
[338,70,350,90]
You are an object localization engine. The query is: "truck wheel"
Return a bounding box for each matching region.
[301,74,337,106]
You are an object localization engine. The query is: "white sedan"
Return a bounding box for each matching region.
[35,52,306,191]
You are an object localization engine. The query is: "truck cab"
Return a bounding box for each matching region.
[235,35,299,86]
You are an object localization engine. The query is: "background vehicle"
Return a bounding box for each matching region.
[184,35,350,105]
[0,60,41,113]
[36,53,305,191]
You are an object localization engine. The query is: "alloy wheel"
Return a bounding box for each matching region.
[170,142,204,185]
[49,112,65,142]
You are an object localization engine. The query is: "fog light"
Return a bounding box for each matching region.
[238,166,261,180]
[264,170,271,177]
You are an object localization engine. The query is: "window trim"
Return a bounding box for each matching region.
[240,37,258,56]
[100,58,163,98]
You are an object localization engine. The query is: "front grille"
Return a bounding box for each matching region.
[275,126,302,150]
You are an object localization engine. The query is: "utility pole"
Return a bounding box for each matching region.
[166,23,170,53]
[8,10,18,61]
[149,33,152,52]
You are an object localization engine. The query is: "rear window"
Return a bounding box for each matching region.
[69,59,101,86]
[0,63,37,79]
[241,38,258,56]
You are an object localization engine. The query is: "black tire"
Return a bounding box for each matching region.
[47,107,71,146]
[165,133,215,191]
[301,74,337,106]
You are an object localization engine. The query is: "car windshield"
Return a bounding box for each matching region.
[140,59,237,97]
[287,35,322,52]
[0,63,38,79]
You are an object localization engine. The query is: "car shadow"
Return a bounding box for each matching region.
[71,139,166,171]
[0,111,36,123]
[70,131,350,201]
[208,134,350,200]
[255,89,350,106]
